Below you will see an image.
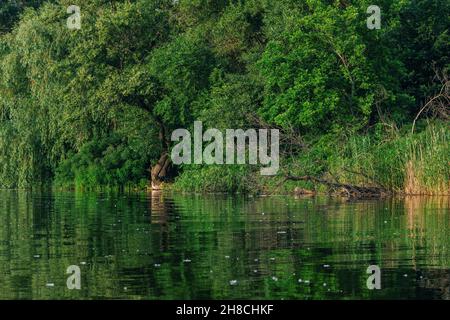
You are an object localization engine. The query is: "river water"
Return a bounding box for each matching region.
[0,190,448,299]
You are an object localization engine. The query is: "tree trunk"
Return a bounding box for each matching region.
[150,122,171,190]
[150,152,171,190]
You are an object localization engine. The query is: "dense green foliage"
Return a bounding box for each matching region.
[0,0,448,193]
[0,0,49,34]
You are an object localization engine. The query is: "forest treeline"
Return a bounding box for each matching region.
[0,0,449,194]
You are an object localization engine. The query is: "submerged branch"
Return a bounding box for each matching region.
[280,174,389,198]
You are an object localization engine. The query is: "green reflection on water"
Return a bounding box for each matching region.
[0,191,448,300]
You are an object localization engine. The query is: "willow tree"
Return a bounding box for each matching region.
[0,0,215,188]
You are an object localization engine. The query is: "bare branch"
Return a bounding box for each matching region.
[411,68,450,134]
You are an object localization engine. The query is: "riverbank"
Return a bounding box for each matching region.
[4,122,448,197]
[171,122,449,196]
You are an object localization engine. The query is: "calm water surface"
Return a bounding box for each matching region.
[0,190,448,299]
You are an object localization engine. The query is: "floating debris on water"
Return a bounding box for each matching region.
[272,276,278,281]
[183,259,191,263]
[323,264,330,268]
[46,283,55,287]
[229,280,238,286]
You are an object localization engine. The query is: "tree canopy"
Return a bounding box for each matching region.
[0,0,448,189]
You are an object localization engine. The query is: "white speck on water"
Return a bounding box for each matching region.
[323,264,330,268]
[33,255,40,258]
[272,276,278,281]
[323,283,327,286]
[254,259,258,262]
[229,280,238,286]
[154,264,161,267]
[404,274,408,277]
[46,283,54,287]
[384,221,388,224]
[124,287,127,291]
[298,279,303,283]
[270,258,275,261]
[80,261,86,265]
[254,270,258,273]
[277,231,287,234]
[183,259,191,263]
[225,255,230,259]
[304,280,310,284]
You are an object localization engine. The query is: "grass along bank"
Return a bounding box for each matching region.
[171,122,449,196]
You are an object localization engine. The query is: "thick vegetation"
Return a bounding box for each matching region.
[0,0,448,194]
